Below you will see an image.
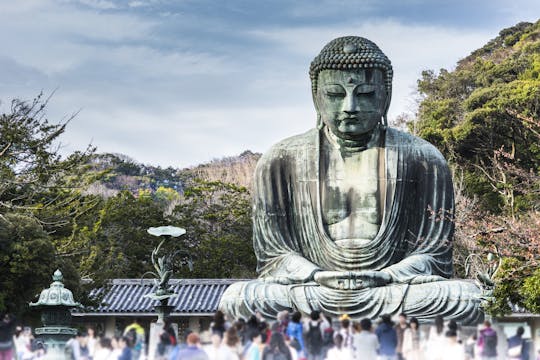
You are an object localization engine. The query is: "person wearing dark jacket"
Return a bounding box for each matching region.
[376,315,398,360]
[477,320,497,360]
[508,326,529,360]
[0,313,16,360]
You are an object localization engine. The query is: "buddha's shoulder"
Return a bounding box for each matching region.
[262,128,318,158]
[386,128,446,161]
[253,129,317,174]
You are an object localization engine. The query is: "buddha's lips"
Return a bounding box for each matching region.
[338,117,359,122]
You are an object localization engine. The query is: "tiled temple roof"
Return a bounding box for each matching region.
[74,279,240,316]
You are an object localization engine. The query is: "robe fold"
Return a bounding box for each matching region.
[219,127,483,324]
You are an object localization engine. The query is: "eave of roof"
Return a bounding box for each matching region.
[74,278,246,315]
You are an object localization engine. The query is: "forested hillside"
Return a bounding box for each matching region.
[413,20,540,314]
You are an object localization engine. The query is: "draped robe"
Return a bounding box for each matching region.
[219,127,483,324]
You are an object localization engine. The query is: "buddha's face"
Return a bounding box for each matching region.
[315,69,387,139]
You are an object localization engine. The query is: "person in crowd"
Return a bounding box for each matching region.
[395,313,409,360]
[118,336,133,360]
[286,311,305,358]
[222,326,241,360]
[169,328,193,360]
[507,326,529,360]
[211,311,229,339]
[403,317,423,360]
[441,330,464,360]
[123,318,145,360]
[156,320,177,359]
[110,336,122,359]
[174,333,208,360]
[79,332,90,360]
[94,337,114,360]
[204,332,223,360]
[325,333,352,360]
[477,320,497,360]
[351,318,379,360]
[86,327,98,360]
[276,311,290,335]
[67,331,87,360]
[245,332,264,360]
[304,310,330,360]
[425,315,445,360]
[284,335,299,360]
[31,342,47,359]
[376,314,398,360]
[234,319,247,346]
[0,313,16,360]
[464,334,477,360]
[244,316,261,349]
[338,315,353,350]
[14,326,31,360]
[262,332,292,360]
[321,316,335,359]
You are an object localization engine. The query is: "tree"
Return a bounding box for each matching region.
[170,179,256,278]
[0,94,93,315]
[0,94,94,222]
[413,21,540,214]
[412,21,540,315]
[63,191,166,285]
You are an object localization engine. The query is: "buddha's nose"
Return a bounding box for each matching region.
[342,93,358,114]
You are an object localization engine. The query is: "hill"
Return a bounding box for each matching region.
[85,151,261,197]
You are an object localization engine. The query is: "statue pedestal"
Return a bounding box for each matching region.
[147,300,175,360]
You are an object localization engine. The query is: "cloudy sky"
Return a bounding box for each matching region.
[1,1,539,168]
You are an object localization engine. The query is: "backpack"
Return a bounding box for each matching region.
[322,326,334,347]
[126,328,137,348]
[305,322,323,354]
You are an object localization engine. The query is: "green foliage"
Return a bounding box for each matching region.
[0,213,80,315]
[0,95,92,316]
[483,257,523,316]
[413,21,540,315]
[414,20,540,214]
[170,179,256,278]
[65,191,164,283]
[521,268,540,313]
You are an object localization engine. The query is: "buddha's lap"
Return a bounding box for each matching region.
[220,278,482,321]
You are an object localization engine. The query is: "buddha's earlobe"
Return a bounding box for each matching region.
[317,113,324,130]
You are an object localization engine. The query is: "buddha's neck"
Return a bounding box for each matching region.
[324,126,383,153]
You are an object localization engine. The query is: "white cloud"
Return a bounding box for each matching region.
[76,0,118,10]
[249,20,494,118]
[1,0,532,168]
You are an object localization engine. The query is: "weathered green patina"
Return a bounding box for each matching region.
[144,226,189,324]
[219,36,483,324]
[30,270,81,357]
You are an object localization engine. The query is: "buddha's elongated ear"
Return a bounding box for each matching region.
[317,113,324,130]
[381,90,391,128]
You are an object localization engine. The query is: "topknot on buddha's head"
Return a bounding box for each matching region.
[309,36,393,96]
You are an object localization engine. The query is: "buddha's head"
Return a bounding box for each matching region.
[310,36,393,140]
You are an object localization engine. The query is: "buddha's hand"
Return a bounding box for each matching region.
[313,270,392,290]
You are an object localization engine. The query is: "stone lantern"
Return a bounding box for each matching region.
[29,269,81,358]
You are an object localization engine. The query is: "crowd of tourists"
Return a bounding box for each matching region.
[158,311,534,360]
[0,311,537,360]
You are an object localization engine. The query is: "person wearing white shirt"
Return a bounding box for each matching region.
[351,319,379,360]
